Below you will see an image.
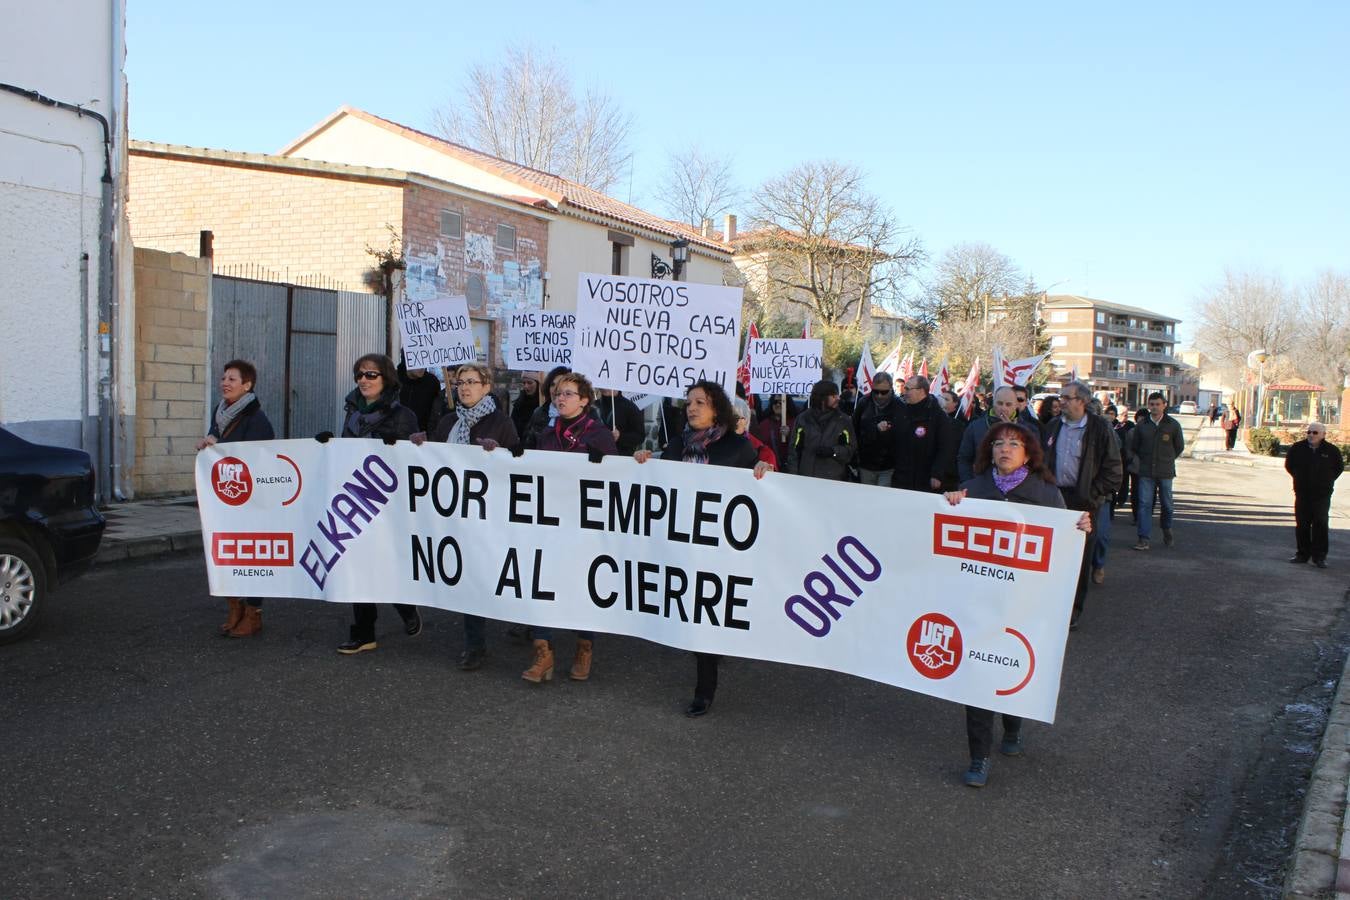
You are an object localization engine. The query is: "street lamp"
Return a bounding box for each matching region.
[670,239,689,282]
[1247,348,1268,428]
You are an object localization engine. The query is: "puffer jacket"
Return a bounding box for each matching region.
[784,407,856,480]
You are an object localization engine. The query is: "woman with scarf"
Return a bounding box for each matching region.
[635,380,763,717]
[942,421,1091,788]
[411,363,519,671]
[522,365,574,450]
[318,353,422,655]
[522,372,617,684]
[198,359,275,638]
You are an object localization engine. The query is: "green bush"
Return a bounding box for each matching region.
[1246,427,1280,456]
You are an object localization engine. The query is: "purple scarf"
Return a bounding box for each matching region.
[681,425,726,464]
[992,466,1030,495]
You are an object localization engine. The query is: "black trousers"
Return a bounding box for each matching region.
[350,603,418,642]
[1294,493,1332,561]
[694,653,720,701]
[1059,489,1097,619]
[965,706,1023,759]
[1225,428,1238,450]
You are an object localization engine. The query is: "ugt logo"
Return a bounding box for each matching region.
[212,457,253,507]
[907,612,962,680]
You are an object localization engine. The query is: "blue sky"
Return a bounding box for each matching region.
[126,1,1349,344]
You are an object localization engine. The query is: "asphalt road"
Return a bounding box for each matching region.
[4,458,1347,899]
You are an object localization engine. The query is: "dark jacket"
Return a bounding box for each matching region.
[1127,414,1185,479]
[523,403,602,450]
[207,397,275,443]
[341,388,417,441]
[785,407,856,480]
[852,393,903,471]
[891,395,956,492]
[960,468,1067,509]
[1041,413,1122,511]
[396,367,444,433]
[1285,440,1344,496]
[536,413,618,456]
[511,390,540,438]
[596,394,646,456]
[429,403,519,450]
[661,429,758,469]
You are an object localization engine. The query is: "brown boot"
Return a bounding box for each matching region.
[521,639,554,683]
[219,598,244,635]
[570,639,593,681]
[228,605,262,638]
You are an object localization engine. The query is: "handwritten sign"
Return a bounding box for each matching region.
[395,296,476,370]
[749,338,824,396]
[505,310,574,368]
[573,273,742,400]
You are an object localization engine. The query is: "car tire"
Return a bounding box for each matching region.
[0,537,48,645]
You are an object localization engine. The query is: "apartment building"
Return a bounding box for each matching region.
[1041,295,1182,408]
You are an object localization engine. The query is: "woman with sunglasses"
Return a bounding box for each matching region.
[411,363,519,670]
[321,353,422,655]
[521,372,617,684]
[942,421,1091,788]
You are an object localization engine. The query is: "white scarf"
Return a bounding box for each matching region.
[448,393,496,445]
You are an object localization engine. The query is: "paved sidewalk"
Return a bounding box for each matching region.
[95,493,202,564]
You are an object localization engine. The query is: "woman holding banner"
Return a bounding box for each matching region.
[636,380,762,717]
[412,362,519,671]
[522,365,573,450]
[198,359,275,638]
[943,421,1091,787]
[319,353,423,655]
[523,372,617,684]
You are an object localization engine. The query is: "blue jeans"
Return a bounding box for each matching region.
[1092,502,1112,568]
[1137,477,1174,539]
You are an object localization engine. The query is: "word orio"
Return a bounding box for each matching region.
[784,536,883,637]
[299,454,399,589]
[931,514,1053,573]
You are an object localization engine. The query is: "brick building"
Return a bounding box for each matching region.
[127,142,553,364]
[1041,294,1182,409]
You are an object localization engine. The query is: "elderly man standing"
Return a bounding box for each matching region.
[1042,380,1122,628]
[1285,422,1343,568]
[1127,392,1185,551]
[957,385,1019,483]
[852,372,902,486]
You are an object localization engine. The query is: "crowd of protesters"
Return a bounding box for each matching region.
[200,352,1327,790]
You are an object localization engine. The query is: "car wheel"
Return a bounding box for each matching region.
[0,537,47,645]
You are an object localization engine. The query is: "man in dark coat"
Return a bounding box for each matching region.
[1041,380,1122,628]
[852,372,902,486]
[785,380,856,481]
[1285,422,1343,568]
[1126,392,1185,550]
[596,389,647,455]
[397,361,443,432]
[891,375,955,493]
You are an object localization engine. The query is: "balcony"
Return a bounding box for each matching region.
[1098,320,1177,342]
[1101,345,1175,364]
[1091,369,1180,386]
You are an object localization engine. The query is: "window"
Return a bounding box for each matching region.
[1050,310,1068,323]
[1051,335,1067,347]
[496,224,516,251]
[611,243,629,276]
[440,210,462,239]
[1095,336,1103,348]
[1096,312,1106,324]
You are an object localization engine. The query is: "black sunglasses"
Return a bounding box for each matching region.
[355,370,382,381]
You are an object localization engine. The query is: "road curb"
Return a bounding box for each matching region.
[94,531,202,566]
[1285,643,1350,899]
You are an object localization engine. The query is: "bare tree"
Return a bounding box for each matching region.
[744,160,923,328]
[918,243,1023,326]
[1194,268,1298,372]
[431,45,633,193]
[654,146,739,229]
[1291,269,1350,394]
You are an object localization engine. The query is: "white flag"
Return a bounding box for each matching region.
[857,343,878,395]
[877,340,903,377]
[993,350,1048,388]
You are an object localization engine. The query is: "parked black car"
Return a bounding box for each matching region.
[0,427,105,644]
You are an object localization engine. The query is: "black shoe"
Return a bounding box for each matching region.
[1289,555,1310,564]
[458,647,486,670]
[685,697,712,717]
[337,639,377,655]
[402,609,423,637]
[1314,559,1328,569]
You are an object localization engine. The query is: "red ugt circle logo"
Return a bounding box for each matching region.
[212,457,252,506]
[907,612,962,679]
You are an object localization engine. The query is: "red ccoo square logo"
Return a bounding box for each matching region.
[932,514,1053,573]
[211,533,295,567]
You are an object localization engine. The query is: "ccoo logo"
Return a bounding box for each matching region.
[212,457,252,506]
[211,533,295,566]
[931,514,1053,573]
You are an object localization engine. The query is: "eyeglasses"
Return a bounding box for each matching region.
[355,370,381,381]
[454,379,483,387]
[992,439,1024,449]
[556,390,581,399]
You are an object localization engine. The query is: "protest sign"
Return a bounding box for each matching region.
[505,310,575,369]
[197,440,1083,722]
[572,273,742,399]
[748,338,824,396]
[395,295,476,369]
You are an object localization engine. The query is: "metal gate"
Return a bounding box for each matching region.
[210,276,387,438]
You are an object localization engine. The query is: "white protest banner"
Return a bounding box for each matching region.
[197,440,1083,722]
[749,338,824,396]
[505,310,574,369]
[395,295,476,370]
[572,273,742,400]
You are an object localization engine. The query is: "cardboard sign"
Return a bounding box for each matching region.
[748,338,824,396]
[505,310,574,369]
[395,296,476,370]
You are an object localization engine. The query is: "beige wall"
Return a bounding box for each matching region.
[132,247,210,497]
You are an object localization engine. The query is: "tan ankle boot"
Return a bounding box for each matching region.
[219,598,244,635]
[570,639,593,681]
[228,605,262,638]
[521,639,554,683]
